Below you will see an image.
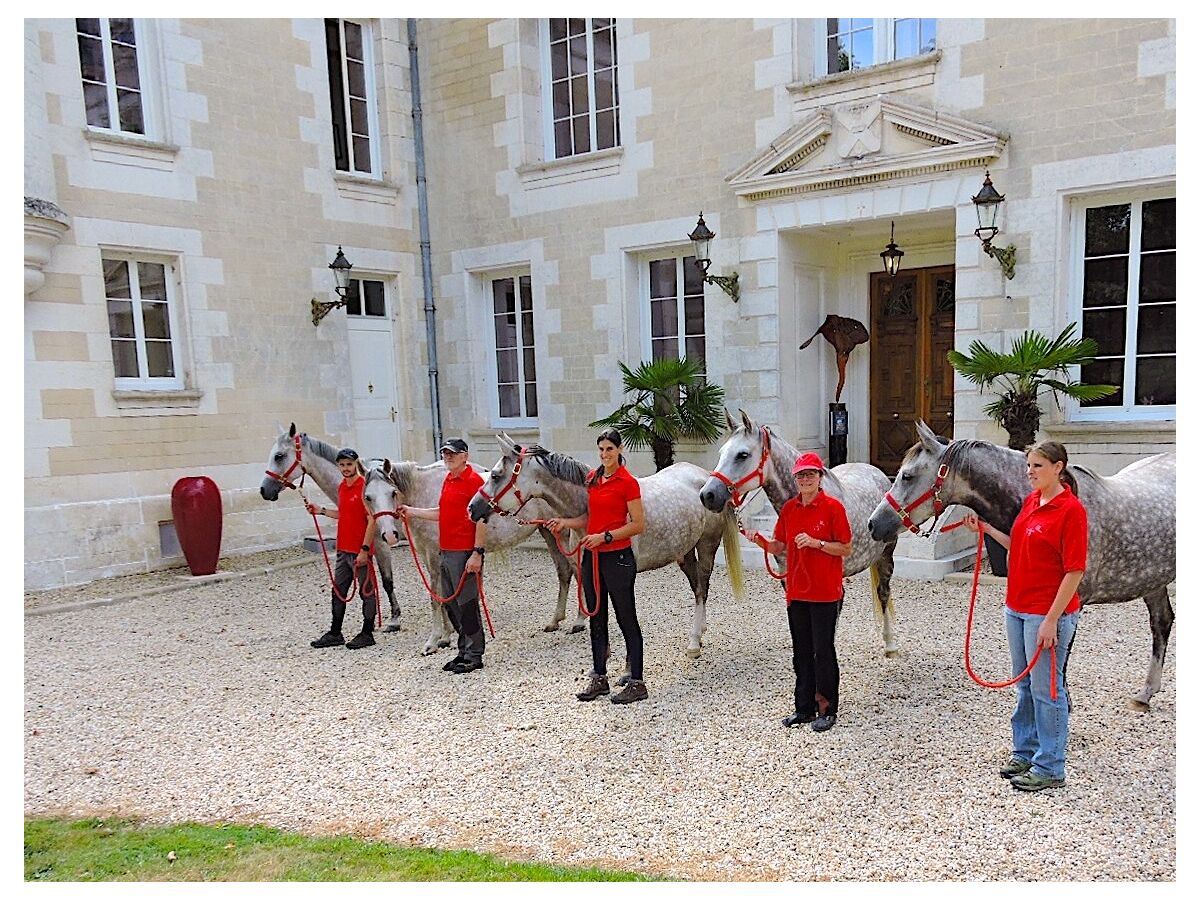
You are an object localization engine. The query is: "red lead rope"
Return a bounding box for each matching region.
[963,525,1056,699]
[396,513,495,638]
[308,504,382,628]
[518,519,603,619]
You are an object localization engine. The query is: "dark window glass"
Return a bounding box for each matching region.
[1084,204,1131,257]
[343,280,361,316]
[1139,252,1174,303]
[110,340,138,377]
[363,280,386,316]
[103,259,131,298]
[1141,198,1175,252]
[325,19,349,171]
[649,259,676,300]
[1082,308,1126,357]
[141,302,171,340]
[146,341,174,378]
[78,35,106,83]
[1134,357,1175,405]
[1082,257,1129,308]
[107,300,135,339]
[1079,358,1124,407]
[1136,304,1175,355]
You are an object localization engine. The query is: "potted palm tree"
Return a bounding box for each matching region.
[590,357,726,471]
[947,323,1116,574]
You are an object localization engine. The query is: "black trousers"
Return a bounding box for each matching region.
[582,547,641,681]
[440,549,484,663]
[787,598,843,717]
[330,551,377,634]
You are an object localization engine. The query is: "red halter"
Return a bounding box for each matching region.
[476,448,533,517]
[265,434,305,490]
[885,462,952,534]
[710,427,772,508]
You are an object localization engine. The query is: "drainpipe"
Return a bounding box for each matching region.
[408,18,443,454]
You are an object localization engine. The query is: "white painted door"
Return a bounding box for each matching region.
[345,280,401,459]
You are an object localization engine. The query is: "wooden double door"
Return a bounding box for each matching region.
[870,266,956,475]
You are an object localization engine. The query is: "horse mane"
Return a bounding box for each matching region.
[524,444,589,485]
[300,433,339,463]
[901,433,951,467]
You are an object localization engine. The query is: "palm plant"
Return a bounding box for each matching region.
[947,323,1117,449]
[590,357,726,471]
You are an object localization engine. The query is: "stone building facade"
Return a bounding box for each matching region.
[24,18,1175,588]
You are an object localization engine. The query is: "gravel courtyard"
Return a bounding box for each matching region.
[24,546,1175,881]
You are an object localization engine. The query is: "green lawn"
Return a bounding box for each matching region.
[25,817,652,882]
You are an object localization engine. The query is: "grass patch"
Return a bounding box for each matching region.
[25,817,651,882]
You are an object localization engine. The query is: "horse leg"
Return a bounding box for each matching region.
[537,526,574,633]
[1062,610,1080,715]
[1130,588,1174,711]
[873,540,900,659]
[375,549,402,632]
[420,546,454,654]
[685,540,719,659]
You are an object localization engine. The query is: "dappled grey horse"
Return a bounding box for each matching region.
[363,458,582,651]
[867,419,1177,710]
[261,424,404,631]
[467,434,746,659]
[699,410,901,658]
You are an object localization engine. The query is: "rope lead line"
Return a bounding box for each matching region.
[398,513,495,638]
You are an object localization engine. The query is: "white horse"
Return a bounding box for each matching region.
[466,434,746,659]
[867,420,1177,710]
[363,457,584,652]
[699,410,901,658]
[261,424,405,631]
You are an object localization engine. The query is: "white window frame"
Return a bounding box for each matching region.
[538,18,620,161]
[485,269,540,428]
[640,252,707,375]
[102,251,185,391]
[76,17,158,137]
[328,18,382,177]
[813,17,937,78]
[342,274,391,321]
[1067,186,1176,422]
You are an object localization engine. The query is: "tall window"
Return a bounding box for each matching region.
[822,18,936,75]
[1076,195,1175,416]
[491,276,538,421]
[76,18,145,134]
[648,256,706,373]
[344,277,386,318]
[103,255,182,389]
[544,18,619,159]
[325,19,377,174]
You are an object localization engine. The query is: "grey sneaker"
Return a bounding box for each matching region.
[1010,770,1065,792]
[999,757,1033,779]
[575,674,610,701]
[610,680,648,704]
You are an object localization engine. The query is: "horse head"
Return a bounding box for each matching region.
[260,422,300,501]
[867,420,950,541]
[699,408,769,512]
[363,459,405,547]
[468,432,545,522]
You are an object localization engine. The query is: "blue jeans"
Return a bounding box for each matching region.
[1005,609,1079,780]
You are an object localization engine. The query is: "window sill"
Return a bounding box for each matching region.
[113,388,203,416]
[516,147,624,189]
[83,128,180,171]
[788,52,941,111]
[332,171,401,204]
[1046,420,1175,443]
[470,425,539,443]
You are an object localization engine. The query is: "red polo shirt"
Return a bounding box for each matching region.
[336,475,369,553]
[585,465,642,552]
[772,490,851,603]
[439,466,484,552]
[1005,486,1087,616]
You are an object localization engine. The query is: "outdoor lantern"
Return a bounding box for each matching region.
[311,246,355,326]
[880,221,904,278]
[687,212,740,302]
[971,171,1017,280]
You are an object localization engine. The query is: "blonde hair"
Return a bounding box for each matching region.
[1027,440,1077,493]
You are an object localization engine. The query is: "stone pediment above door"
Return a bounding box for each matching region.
[726,97,1007,201]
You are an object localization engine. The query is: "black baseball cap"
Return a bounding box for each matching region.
[439,438,469,454]
[335,447,359,461]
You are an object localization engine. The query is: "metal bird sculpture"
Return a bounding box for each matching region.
[799,314,870,403]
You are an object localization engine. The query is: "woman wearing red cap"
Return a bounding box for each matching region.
[750,452,852,732]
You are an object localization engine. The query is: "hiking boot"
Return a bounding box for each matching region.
[451,659,484,674]
[615,673,632,687]
[610,680,648,704]
[442,655,466,672]
[310,630,344,648]
[345,630,375,650]
[811,713,837,732]
[782,711,817,728]
[999,757,1033,779]
[1010,770,1065,792]
[575,674,610,701]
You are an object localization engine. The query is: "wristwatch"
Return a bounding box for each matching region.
[819,540,826,550]
[473,546,486,557]
[360,544,370,552]
[604,531,613,544]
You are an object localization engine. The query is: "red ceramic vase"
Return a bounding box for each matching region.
[171,476,223,576]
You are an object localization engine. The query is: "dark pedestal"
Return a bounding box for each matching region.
[828,403,848,467]
[171,476,223,576]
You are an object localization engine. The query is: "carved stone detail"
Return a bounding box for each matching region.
[835,99,883,159]
[24,197,70,296]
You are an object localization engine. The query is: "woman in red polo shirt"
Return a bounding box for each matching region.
[750,452,852,732]
[546,427,647,704]
[964,441,1087,792]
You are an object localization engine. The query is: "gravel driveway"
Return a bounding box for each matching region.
[24,547,1175,880]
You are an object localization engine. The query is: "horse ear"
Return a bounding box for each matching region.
[382,458,392,475]
[739,409,754,433]
[288,422,297,437]
[496,433,514,455]
[915,420,942,453]
[724,408,736,433]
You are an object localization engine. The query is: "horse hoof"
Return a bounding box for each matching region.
[569,624,585,635]
[686,647,701,659]
[543,623,560,633]
[437,639,452,649]
[884,649,901,659]
[421,645,436,656]
[1127,698,1151,712]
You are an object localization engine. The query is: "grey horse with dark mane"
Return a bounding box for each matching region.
[867,419,1176,710]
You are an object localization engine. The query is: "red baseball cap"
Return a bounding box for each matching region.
[792,452,825,475]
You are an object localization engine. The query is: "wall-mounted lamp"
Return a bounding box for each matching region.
[311,246,354,326]
[688,213,740,302]
[972,171,1017,280]
[880,221,904,278]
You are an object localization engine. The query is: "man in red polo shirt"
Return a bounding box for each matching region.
[399,438,488,674]
[751,452,852,732]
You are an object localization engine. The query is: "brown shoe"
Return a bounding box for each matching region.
[575,674,610,701]
[610,680,648,704]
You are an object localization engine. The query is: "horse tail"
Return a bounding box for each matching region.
[869,563,885,626]
[721,513,746,602]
